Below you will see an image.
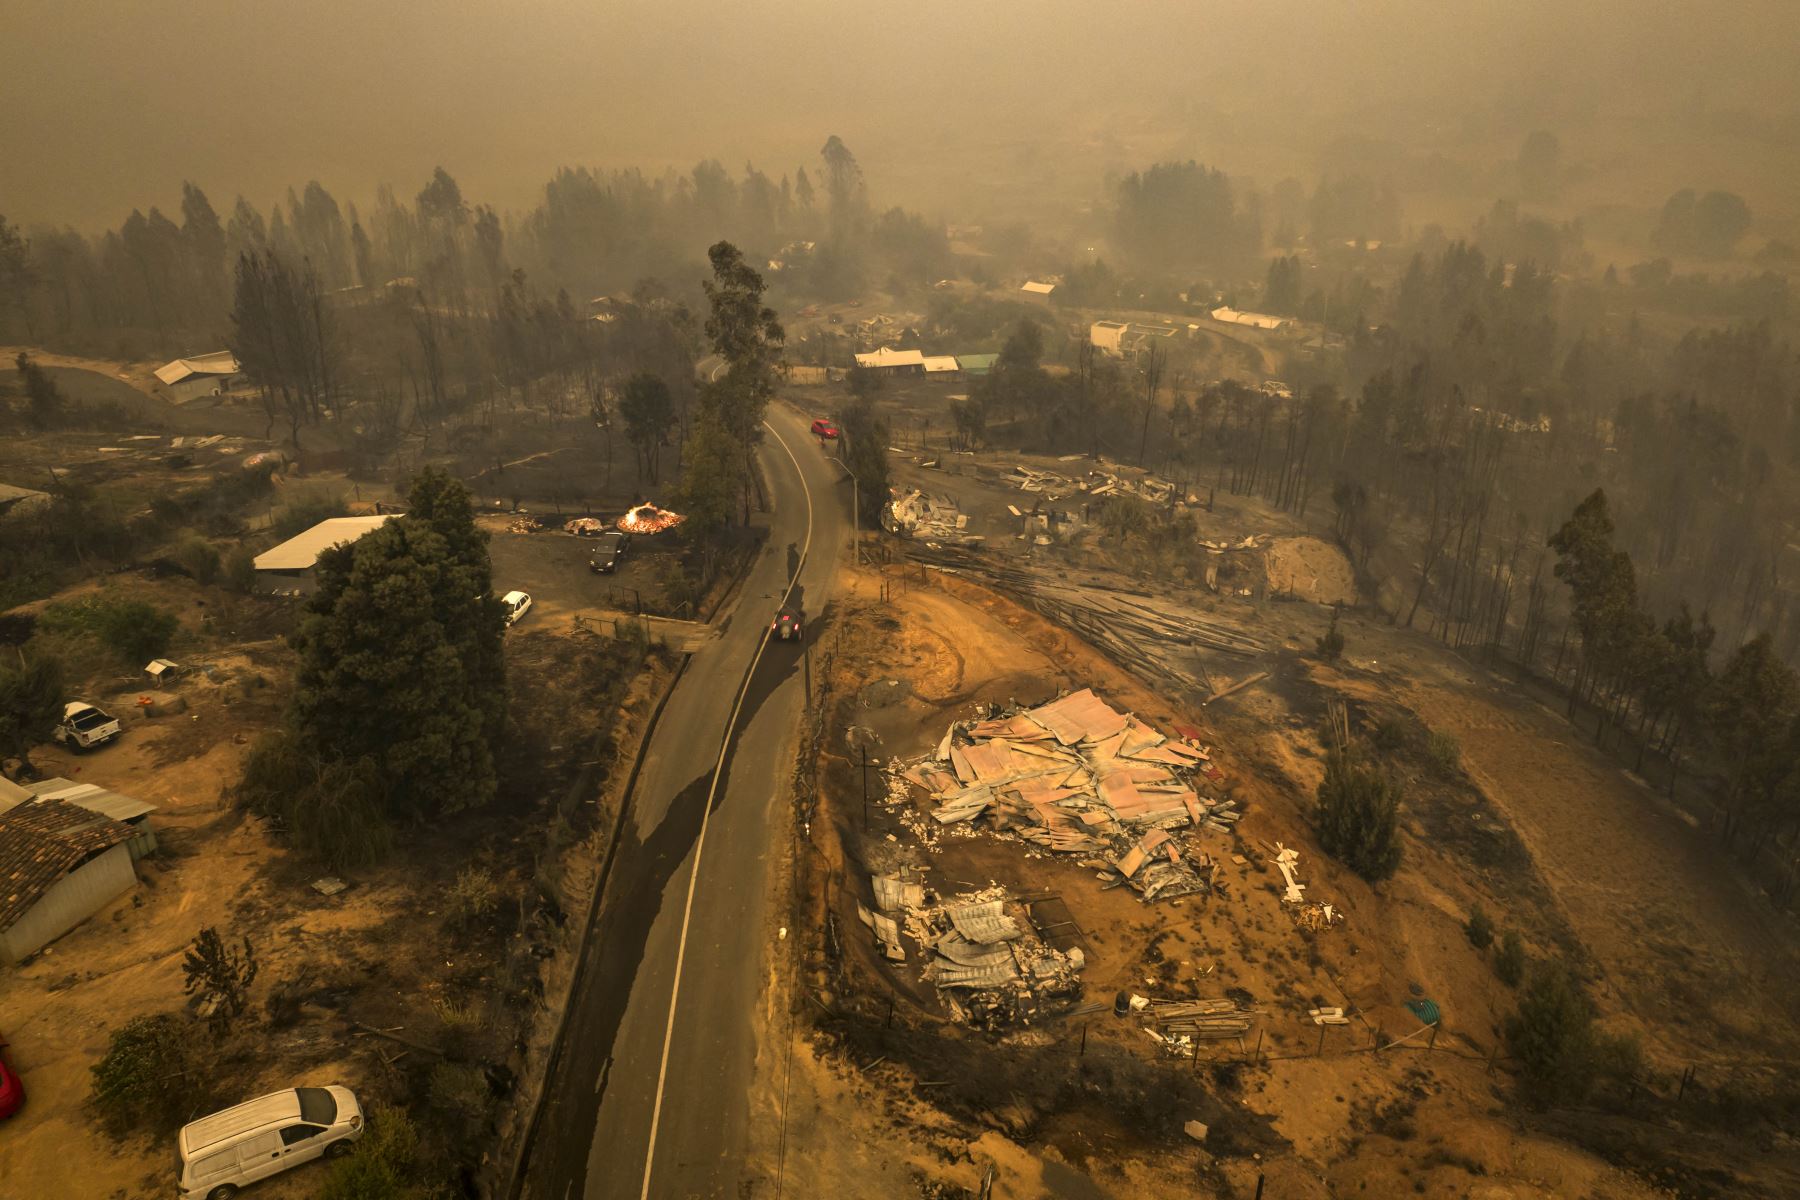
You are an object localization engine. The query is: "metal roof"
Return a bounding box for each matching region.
[180,1089,304,1155]
[922,355,961,373]
[0,798,137,929]
[154,351,241,386]
[854,347,926,369]
[253,515,393,572]
[954,353,998,374]
[1019,281,1056,295]
[22,779,158,823]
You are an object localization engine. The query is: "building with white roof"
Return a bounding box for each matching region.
[253,515,394,594]
[153,352,242,402]
[853,347,926,374]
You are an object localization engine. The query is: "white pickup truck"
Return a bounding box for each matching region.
[55,701,122,750]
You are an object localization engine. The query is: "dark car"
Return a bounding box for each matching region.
[771,605,803,642]
[588,531,631,574]
[810,418,840,440]
[0,1034,23,1121]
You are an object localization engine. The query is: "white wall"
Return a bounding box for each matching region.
[0,844,136,964]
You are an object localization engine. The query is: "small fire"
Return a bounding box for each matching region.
[618,503,685,535]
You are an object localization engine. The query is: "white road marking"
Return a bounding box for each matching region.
[637,418,815,1200]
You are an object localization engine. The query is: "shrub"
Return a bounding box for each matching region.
[319,1102,429,1200]
[236,732,394,871]
[444,866,500,927]
[171,533,221,585]
[1464,902,1495,950]
[90,1014,202,1136]
[1495,930,1527,986]
[1314,749,1403,881]
[223,544,259,594]
[1315,610,1345,663]
[1505,960,1634,1108]
[182,927,259,1039]
[1427,730,1461,774]
[427,1061,491,1129]
[39,593,179,667]
[1369,715,1412,754]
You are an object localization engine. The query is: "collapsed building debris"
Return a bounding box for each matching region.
[563,516,607,535]
[892,689,1242,903]
[866,879,1086,1030]
[884,488,984,544]
[1142,997,1261,1055]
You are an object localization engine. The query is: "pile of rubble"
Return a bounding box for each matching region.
[860,880,1086,1030]
[1142,997,1261,1056]
[893,689,1242,902]
[618,503,684,534]
[885,488,983,544]
[1002,462,1188,507]
[563,516,607,536]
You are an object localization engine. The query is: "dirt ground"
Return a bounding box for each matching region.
[0,562,670,1199]
[748,558,1800,1199]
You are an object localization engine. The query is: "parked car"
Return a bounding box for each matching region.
[0,1034,23,1121]
[810,418,840,440]
[500,590,533,626]
[588,531,631,574]
[771,605,804,642]
[177,1085,364,1199]
[54,701,120,751]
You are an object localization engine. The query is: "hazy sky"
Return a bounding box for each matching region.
[5,1,1799,231]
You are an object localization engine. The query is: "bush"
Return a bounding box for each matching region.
[223,544,259,594]
[444,866,501,927]
[39,593,179,667]
[427,1061,491,1129]
[1315,610,1345,663]
[171,533,221,585]
[1464,902,1495,950]
[319,1102,429,1200]
[90,1014,203,1136]
[1369,715,1413,755]
[1426,730,1461,774]
[1505,960,1634,1108]
[1313,749,1403,881]
[236,732,394,871]
[1495,930,1527,986]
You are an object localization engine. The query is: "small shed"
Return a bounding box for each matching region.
[0,797,140,964]
[145,658,180,683]
[153,351,242,403]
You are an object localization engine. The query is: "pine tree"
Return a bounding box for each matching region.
[1314,749,1403,881]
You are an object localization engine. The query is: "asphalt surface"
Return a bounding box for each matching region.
[518,402,849,1200]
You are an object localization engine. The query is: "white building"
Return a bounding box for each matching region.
[0,791,141,964]
[853,347,926,374]
[153,351,242,403]
[253,515,394,595]
[1019,280,1057,298]
[1089,320,1131,356]
[1209,307,1292,332]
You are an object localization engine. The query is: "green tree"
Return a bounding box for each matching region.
[619,372,675,484]
[677,410,746,538]
[288,476,504,823]
[1503,960,1636,1108]
[40,595,178,667]
[837,398,890,528]
[182,927,259,1040]
[14,351,64,428]
[319,1103,429,1200]
[1705,633,1798,846]
[0,652,64,777]
[699,241,784,522]
[1314,749,1403,881]
[90,1014,202,1136]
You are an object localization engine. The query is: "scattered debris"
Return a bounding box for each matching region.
[1294,902,1342,932]
[1184,1120,1210,1143]
[562,516,607,536]
[311,877,348,897]
[885,488,984,544]
[508,516,541,534]
[1309,1006,1351,1026]
[1271,843,1306,904]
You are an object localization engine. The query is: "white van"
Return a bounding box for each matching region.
[177,1085,364,1198]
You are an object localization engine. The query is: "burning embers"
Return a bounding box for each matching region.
[617,503,685,535]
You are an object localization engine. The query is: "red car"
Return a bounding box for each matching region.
[0,1035,23,1120]
[810,418,840,440]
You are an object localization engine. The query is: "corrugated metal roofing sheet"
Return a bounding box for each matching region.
[253,515,393,572]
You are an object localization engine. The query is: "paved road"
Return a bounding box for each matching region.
[518,402,848,1200]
